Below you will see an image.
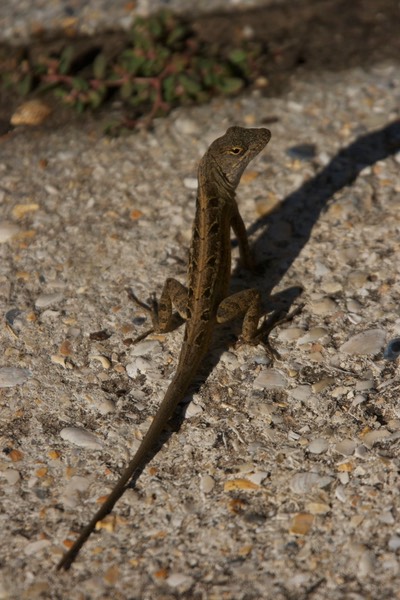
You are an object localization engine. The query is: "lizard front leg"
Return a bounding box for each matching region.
[128,278,188,342]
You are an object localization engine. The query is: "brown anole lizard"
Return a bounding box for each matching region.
[57,126,274,570]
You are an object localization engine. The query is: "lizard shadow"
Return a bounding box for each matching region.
[126,119,400,488]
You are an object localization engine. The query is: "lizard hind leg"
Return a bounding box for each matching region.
[127,278,188,342]
[216,288,281,360]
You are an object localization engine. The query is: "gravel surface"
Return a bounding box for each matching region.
[0,0,272,42]
[1,40,400,600]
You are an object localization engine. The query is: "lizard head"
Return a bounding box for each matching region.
[207,126,271,189]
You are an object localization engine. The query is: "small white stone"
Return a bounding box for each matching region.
[340,328,386,355]
[297,327,328,345]
[97,399,116,414]
[183,177,198,190]
[60,427,103,449]
[310,298,337,315]
[362,429,390,447]
[347,299,363,313]
[60,475,91,509]
[2,469,20,485]
[0,367,31,388]
[166,573,193,588]
[246,471,269,485]
[335,440,356,456]
[129,340,161,357]
[308,438,329,454]
[289,385,312,401]
[335,485,347,502]
[358,550,375,578]
[352,394,367,406]
[35,292,64,308]
[184,401,203,418]
[253,369,287,389]
[354,444,368,458]
[277,327,305,342]
[173,117,200,135]
[0,222,19,243]
[199,474,215,493]
[23,539,51,556]
[290,472,333,494]
[355,380,374,392]
[126,357,153,378]
[388,536,400,551]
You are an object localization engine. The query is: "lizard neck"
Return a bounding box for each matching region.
[197,153,236,204]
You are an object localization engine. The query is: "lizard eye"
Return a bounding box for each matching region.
[228,147,244,155]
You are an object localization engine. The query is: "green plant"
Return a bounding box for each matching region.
[1,11,263,131]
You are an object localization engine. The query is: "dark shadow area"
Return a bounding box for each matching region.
[247,119,400,301]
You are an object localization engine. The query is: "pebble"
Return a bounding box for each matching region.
[97,398,116,414]
[340,329,386,355]
[126,357,153,378]
[60,475,91,509]
[310,298,337,315]
[290,472,334,494]
[355,379,374,391]
[305,502,330,514]
[184,401,203,418]
[183,177,198,190]
[11,100,51,126]
[347,299,363,313]
[2,469,20,485]
[0,367,31,388]
[0,222,19,243]
[173,116,200,135]
[388,536,400,551]
[312,377,334,393]
[35,292,64,309]
[289,385,312,401]
[335,485,347,503]
[199,474,215,493]
[362,429,390,448]
[129,340,162,357]
[335,440,356,456]
[277,327,305,342]
[253,369,287,389]
[351,394,367,406]
[297,327,329,345]
[289,513,314,535]
[166,573,193,589]
[60,427,103,449]
[307,438,329,454]
[23,539,51,556]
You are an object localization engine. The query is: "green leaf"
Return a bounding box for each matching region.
[120,50,146,74]
[120,81,134,99]
[163,75,177,103]
[228,49,248,65]
[166,24,187,47]
[93,53,107,79]
[17,74,33,96]
[88,90,104,109]
[216,77,244,95]
[59,46,74,75]
[178,74,201,97]
[72,77,89,91]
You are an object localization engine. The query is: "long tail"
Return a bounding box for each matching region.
[56,354,198,570]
